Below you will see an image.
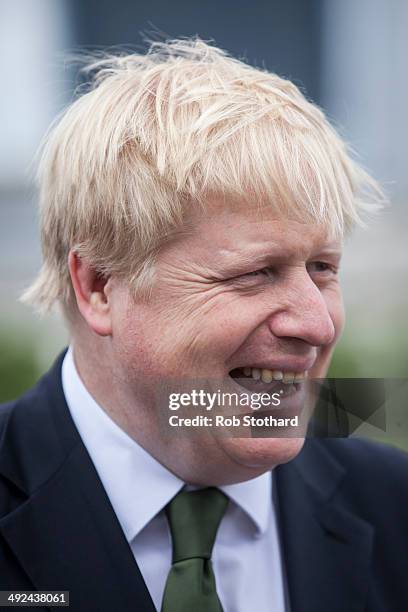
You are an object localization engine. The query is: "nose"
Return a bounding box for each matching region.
[268,274,336,347]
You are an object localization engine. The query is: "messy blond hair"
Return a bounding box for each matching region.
[22,37,384,314]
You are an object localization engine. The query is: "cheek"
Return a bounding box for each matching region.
[194,293,270,354]
[159,291,270,376]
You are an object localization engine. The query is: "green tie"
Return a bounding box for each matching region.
[161,487,229,612]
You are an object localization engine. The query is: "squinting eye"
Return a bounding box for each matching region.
[308,261,337,274]
[241,267,275,280]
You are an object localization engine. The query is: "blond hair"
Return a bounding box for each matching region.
[22,37,384,313]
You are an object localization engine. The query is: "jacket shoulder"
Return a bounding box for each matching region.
[322,437,408,482]
[0,400,16,437]
[317,437,408,519]
[0,381,46,437]
[0,351,74,501]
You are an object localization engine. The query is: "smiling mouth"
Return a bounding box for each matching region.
[229,367,308,395]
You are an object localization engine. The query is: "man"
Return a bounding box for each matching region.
[0,39,407,611]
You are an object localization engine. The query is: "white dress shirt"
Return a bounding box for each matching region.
[62,347,288,612]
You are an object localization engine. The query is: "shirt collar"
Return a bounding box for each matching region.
[62,346,273,541]
[220,473,272,535]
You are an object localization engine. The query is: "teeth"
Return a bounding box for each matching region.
[241,367,308,383]
[261,369,273,383]
[294,371,307,381]
[251,368,261,380]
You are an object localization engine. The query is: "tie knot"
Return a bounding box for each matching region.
[165,488,228,563]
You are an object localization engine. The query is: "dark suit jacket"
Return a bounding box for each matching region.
[0,352,407,611]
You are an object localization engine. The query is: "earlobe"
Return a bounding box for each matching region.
[68,251,113,337]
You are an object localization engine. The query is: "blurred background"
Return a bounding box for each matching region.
[1,0,407,408]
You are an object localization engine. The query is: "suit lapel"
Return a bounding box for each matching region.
[0,353,155,612]
[276,440,374,612]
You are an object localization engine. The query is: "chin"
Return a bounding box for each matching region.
[221,436,306,473]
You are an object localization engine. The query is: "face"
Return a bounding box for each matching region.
[108,197,345,483]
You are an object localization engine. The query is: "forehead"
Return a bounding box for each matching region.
[178,197,342,264]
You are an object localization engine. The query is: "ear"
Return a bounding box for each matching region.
[68,251,113,336]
